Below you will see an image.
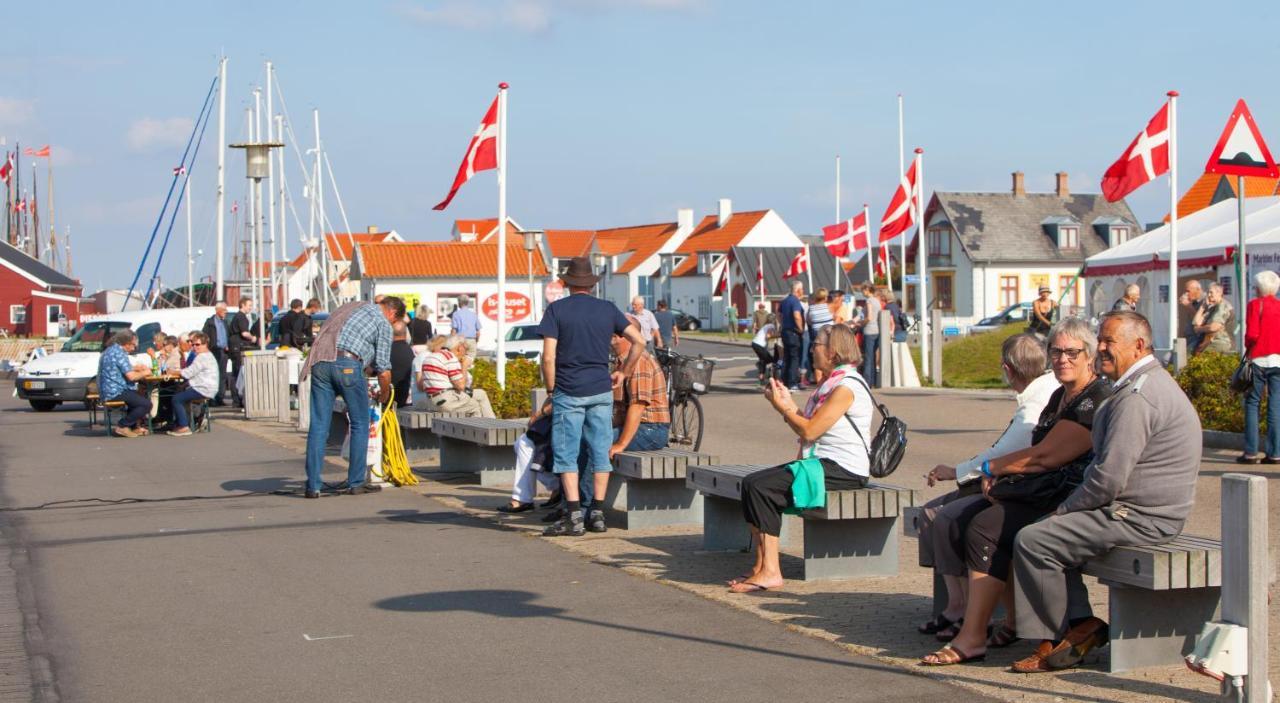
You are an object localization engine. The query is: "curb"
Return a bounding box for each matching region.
[1203,429,1244,451]
[680,334,752,349]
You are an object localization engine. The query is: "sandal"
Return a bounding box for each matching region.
[1043,618,1109,670]
[920,643,986,667]
[917,613,957,635]
[729,581,777,594]
[1011,641,1056,673]
[988,623,1022,648]
[497,502,534,514]
[934,618,964,642]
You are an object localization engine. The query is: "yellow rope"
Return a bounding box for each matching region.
[371,388,418,486]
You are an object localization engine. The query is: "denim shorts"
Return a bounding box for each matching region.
[551,390,614,475]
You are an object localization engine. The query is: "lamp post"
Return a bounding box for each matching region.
[592,252,607,303]
[523,230,543,321]
[229,140,283,349]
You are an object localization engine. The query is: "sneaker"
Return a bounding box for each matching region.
[167,427,193,437]
[112,425,138,438]
[345,484,383,495]
[543,511,585,537]
[587,509,607,533]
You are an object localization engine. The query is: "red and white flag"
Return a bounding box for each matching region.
[173,165,187,176]
[757,252,765,297]
[23,145,50,158]
[714,261,728,295]
[433,94,500,211]
[880,159,919,241]
[785,248,809,278]
[13,199,25,213]
[821,211,870,257]
[1101,102,1170,202]
[875,245,890,278]
[0,153,11,184]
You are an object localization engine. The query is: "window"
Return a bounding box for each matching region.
[1058,275,1080,307]
[47,304,62,323]
[1000,275,1020,308]
[1059,226,1079,250]
[62,321,132,353]
[1111,226,1130,247]
[638,276,655,310]
[8,305,25,325]
[933,272,955,311]
[927,227,952,267]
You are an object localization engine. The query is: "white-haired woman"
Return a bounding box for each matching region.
[1240,270,1280,464]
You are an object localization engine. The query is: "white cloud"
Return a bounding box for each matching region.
[397,0,703,33]
[126,117,194,152]
[0,97,36,133]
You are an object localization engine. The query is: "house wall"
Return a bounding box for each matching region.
[739,211,804,247]
[669,274,713,328]
[965,263,1086,327]
[0,266,35,335]
[365,276,547,351]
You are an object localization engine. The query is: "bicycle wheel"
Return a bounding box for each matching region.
[669,393,704,452]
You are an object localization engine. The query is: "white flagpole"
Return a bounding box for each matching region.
[1166,90,1180,353]
[758,252,765,305]
[915,148,929,379]
[898,93,906,298]
[864,204,874,284]
[216,56,227,301]
[835,154,842,288]
[804,244,813,294]
[496,82,509,389]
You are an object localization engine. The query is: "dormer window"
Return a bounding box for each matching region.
[1059,226,1079,250]
[1111,226,1130,247]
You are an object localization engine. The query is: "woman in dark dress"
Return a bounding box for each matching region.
[922,317,1112,666]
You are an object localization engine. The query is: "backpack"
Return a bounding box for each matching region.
[844,374,908,479]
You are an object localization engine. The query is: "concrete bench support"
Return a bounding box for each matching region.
[434,417,526,487]
[606,448,718,530]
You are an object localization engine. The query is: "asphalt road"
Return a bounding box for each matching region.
[0,383,974,702]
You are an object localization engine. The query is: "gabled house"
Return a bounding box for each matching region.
[285,228,402,305]
[0,242,84,336]
[918,172,1140,328]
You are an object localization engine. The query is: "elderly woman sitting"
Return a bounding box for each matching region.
[921,317,1112,665]
[729,324,873,593]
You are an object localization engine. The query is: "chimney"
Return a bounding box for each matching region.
[677,208,694,233]
[366,225,379,234]
[1055,172,1069,198]
[717,198,732,228]
[1012,172,1026,198]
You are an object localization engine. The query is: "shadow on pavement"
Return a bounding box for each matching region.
[606,534,806,586]
[221,476,297,493]
[379,509,511,533]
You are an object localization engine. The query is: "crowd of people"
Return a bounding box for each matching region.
[96,328,223,438]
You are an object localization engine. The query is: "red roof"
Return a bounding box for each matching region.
[288,232,395,268]
[605,223,679,274]
[357,241,549,278]
[455,218,519,242]
[544,229,596,258]
[1168,172,1280,221]
[671,211,769,276]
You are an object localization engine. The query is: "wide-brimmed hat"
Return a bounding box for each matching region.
[560,256,600,287]
[1038,285,1051,294]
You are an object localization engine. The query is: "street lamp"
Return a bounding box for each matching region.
[229,141,283,349]
[523,230,543,321]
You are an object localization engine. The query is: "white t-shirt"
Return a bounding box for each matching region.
[801,365,873,477]
[752,323,776,347]
[181,351,220,399]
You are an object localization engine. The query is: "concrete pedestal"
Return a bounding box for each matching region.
[603,475,703,530]
[439,436,515,488]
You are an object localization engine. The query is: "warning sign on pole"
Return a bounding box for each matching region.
[1205,99,1279,178]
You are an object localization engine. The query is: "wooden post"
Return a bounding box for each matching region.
[877,310,892,389]
[1171,337,1188,373]
[297,376,311,431]
[1221,473,1269,703]
[929,309,943,386]
[530,388,548,414]
[276,354,293,424]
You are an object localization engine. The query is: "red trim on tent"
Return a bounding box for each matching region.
[1083,249,1235,277]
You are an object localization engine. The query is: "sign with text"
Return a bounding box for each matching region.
[483,291,532,322]
[544,280,565,304]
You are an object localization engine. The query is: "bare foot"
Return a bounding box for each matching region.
[729,575,783,593]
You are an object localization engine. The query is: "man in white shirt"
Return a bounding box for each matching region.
[914,334,1056,634]
[630,297,661,350]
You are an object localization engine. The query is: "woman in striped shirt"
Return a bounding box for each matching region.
[807,289,834,383]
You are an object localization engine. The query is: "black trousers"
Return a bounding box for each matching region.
[210,348,228,405]
[228,349,245,404]
[752,342,775,379]
[114,389,152,428]
[963,499,1054,581]
[741,458,867,537]
[781,329,803,387]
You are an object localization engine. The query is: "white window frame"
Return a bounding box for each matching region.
[1059,226,1079,250]
[9,305,25,325]
[1111,226,1129,246]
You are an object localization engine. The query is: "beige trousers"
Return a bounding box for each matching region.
[417,388,495,418]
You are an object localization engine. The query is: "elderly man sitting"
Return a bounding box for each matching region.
[416,334,495,418]
[608,322,670,458]
[1010,311,1201,673]
[98,330,154,438]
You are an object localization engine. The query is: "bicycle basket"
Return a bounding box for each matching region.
[670,354,715,394]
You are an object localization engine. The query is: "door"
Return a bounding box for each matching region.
[46,305,62,338]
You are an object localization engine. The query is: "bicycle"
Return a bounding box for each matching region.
[654,348,714,452]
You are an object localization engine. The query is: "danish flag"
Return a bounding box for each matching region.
[0,153,11,184]
[1101,102,1170,202]
[785,247,809,278]
[757,252,765,297]
[822,211,871,256]
[433,93,500,211]
[23,145,50,158]
[880,159,919,241]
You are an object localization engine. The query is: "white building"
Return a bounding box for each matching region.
[918,172,1140,330]
[285,229,402,306]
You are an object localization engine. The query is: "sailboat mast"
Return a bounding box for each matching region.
[265,61,277,312]
[216,56,227,301]
[186,170,194,307]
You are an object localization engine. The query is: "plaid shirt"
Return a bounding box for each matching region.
[613,353,670,425]
[97,344,135,400]
[336,303,393,373]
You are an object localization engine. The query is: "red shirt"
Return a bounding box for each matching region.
[1245,295,1280,358]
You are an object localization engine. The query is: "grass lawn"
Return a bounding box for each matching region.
[935,323,1025,388]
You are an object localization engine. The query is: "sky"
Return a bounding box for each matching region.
[4,0,1280,295]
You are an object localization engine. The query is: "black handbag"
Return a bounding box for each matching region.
[846,375,908,479]
[1231,356,1255,394]
[987,470,1073,509]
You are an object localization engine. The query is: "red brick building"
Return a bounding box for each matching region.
[0,243,84,337]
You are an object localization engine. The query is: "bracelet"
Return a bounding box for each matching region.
[980,460,993,478]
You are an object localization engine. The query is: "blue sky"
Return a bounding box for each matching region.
[4,0,1280,293]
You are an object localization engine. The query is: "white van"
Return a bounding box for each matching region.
[17,306,217,411]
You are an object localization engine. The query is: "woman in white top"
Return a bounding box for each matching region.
[751,314,779,384]
[166,331,220,436]
[729,324,873,593]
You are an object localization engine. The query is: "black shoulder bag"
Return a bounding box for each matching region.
[1231,299,1260,394]
[844,374,908,479]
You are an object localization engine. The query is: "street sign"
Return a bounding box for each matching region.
[1205,99,1279,178]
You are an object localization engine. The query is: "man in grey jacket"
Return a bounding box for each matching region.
[1010,311,1201,673]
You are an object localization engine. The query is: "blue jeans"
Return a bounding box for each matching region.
[171,387,207,430]
[1244,364,1280,456]
[305,359,371,493]
[110,389,152,428]
[552,390,614,478]
[782,329,803,387]
[615,422,670,452]
[862,333,880,387]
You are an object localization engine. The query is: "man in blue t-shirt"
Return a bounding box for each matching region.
[537,257,647,537]
[778,280,806,389]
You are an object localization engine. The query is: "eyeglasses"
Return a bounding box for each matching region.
[1048,346,1086,360]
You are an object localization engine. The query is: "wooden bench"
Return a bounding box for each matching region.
[434,417,527,487]
[101,400,127,435]
[602,448,718,529]
[85,393,101,427]
[396,408,468,461]
[687,464,918,581]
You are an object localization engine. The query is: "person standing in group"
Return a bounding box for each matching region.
[779,280,806,391]
[1192,282,1234,355]
[654,300,679,349]
[390,312,415,408]
[724,301,739,341]
[1240,271,1280,464]
[1179,280,1206,351]
[630,296,662,350]
[1111,284,1140,313]
[300,296,400,499]
[201,302,232,406]
[227,297,258,408]
[409,304,435,346]
[537,257,646,537]
[97,331,154,438]
[278,299,304,348]
[449,294,481,366]
[165,331,220,437]
[828,290,847,325]
[807,289,833,383]
[301,298,322,348]
[751,313,779,384]
[860,283,883,386]
[1029,286,1054,338]
[751,302,770,335]
[885,293,909,343]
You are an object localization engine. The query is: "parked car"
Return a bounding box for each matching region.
[502,323,543,362]
[672,308,701,331]
[968,302,1033,335]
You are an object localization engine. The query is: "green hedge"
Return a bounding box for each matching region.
[471,358,544,419]
[1176,351,1253,433]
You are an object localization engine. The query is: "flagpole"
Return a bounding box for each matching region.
[186,170,194,307]
[915,148,929,380]
[216,56,227,301]
[898,94,906,298]
[265,61,277,312]
[804,244,813,294]
[864,204,874,284]
[1167,90,1180,355]
[758,252,765,306]
[835,155,842,288]
[496,82,509,389]
[47,149,55,271]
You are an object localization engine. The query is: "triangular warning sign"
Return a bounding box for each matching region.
[1206,99,1279,178]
